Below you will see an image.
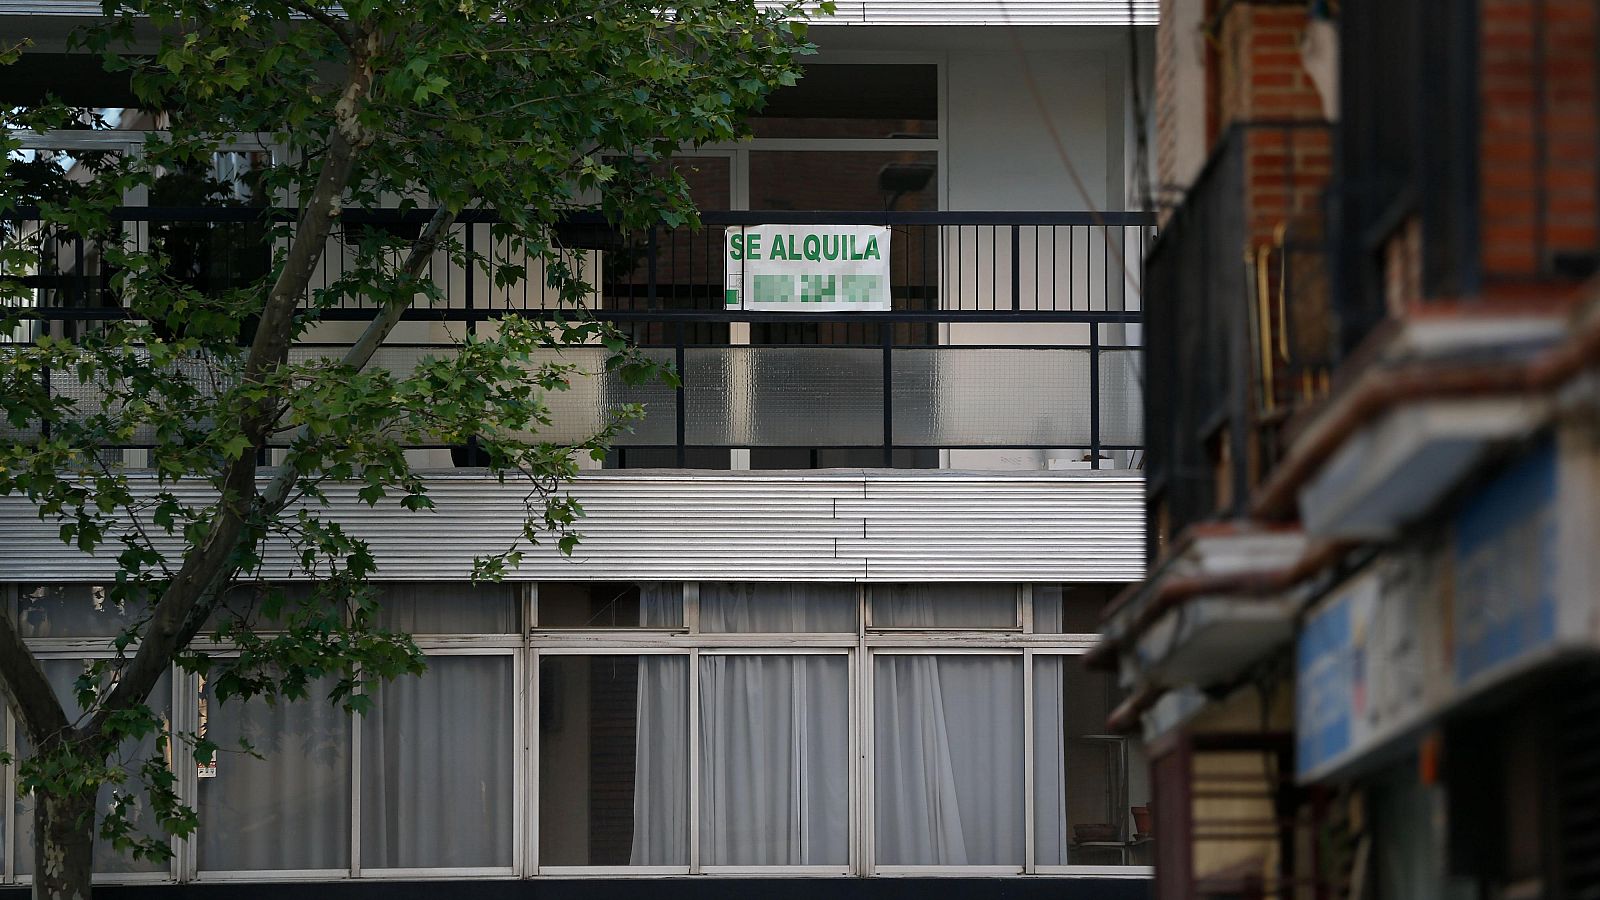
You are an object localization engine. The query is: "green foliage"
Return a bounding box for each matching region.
[0,0,821,876]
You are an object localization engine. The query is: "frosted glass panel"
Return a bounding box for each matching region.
[286,345,676,446]
[892,348,1091,446]
[685,347,882,446]
[1098,349,1143,446]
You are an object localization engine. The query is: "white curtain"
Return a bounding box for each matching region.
[361,654,514,868]
[700,655,849,865]
[873,655,1024,865]
[699,583,857,632]
[374,583,519,634]
[871,584,1017,628]
[640,583,681,628]
[197,677,350,871]
[629,655,688,864]
[1034,584,1064,632]
[1033,655,1070,865]
[16,662,171,875]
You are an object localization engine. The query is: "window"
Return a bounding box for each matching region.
[196,675,351,872]
[13,660,173,877]
[1034,653,1153,868]
[16,584,149,638]
[698,583,856,632]
[873,654,1024,867]
[537,582,683,628]
[537,654,689,868]
[1032,583,1120,634]
[3,580,1152,882]
[700,653,849,867]
[360,652,517,870]
[748,64,938,139]
[372,582,520,634]
[869,583,1019,629]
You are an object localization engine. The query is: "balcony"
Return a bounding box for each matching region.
[2,207,1154,470]
[1142,122,1333,554]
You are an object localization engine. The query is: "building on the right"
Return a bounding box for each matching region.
[1098,1,1600,898]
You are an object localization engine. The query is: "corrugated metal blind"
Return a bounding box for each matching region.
[0,471,1144,582]
[3,1,1158,24]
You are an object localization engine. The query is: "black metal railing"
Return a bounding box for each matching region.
[2,207,1154,469]
[1143,123,1332,556]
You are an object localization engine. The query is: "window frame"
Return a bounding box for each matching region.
[3,581,1151,883]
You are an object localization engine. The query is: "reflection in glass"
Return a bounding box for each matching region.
[539,655,689,866]
[197,676,351,871]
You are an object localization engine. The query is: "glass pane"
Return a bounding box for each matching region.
[373,583,519,634]
[749,65,937,139]
[700,655,849,865]
[17,584,150,638]
[600,157,731,324]
[16,661,172,875]
[891,348,1093,446]
[870,584,1018,629]
[874,655,1024,865]
[281,345,678,448]
[1033,655,1152,867]
[684,347,884,446]
[538,583,683,628]
[197,676,351,871]
[1032,584,1118,634]
[360,655,515,869]
[1099,349,1144,446]
[539,655,689,866]
[749,151,937,212]
[699,583,857,633]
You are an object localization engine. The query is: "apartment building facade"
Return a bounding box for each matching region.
[1097,1,1600,898]
[1,2,1161,897]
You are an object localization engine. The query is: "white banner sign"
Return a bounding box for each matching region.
[724,224,891,311]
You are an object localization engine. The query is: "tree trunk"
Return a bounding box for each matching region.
[33,789,95,900]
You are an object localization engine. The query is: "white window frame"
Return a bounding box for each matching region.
[531,645,695,877]
[3,580,1152,883]
[5,640,183,885]
[352,642,522,880]
[1027,648,1156,879]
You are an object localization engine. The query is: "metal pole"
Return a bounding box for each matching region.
[881,321,894,467]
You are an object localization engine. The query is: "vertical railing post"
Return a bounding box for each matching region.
[1011,224,1021,311]
[465,220,480,463]
[881,320,894,467]
[647,227,659,310]
[1089,322,1101,469]
[675,319,686,468]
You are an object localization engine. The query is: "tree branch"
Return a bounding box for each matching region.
[86,29,383,737]
[0,600,72,747]
[281,0,358,50]
[257,204,457,513]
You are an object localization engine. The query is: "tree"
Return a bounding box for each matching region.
[0,2,823,897]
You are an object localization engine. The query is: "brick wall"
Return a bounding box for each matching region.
[1213,2,1327,129]
[1479,0,1599,282]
